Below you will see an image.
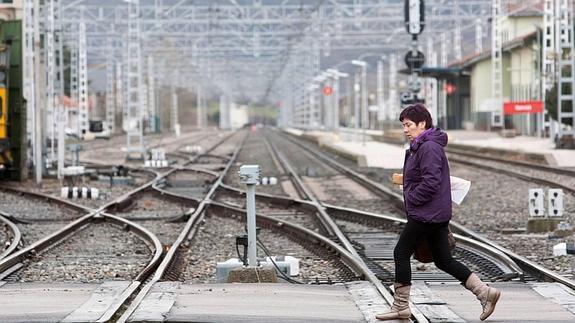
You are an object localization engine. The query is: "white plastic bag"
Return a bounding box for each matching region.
[450,176,471,205]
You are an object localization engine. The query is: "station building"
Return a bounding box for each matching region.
[438,9,545,137]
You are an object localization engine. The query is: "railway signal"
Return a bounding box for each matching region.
[404,0,425,35]
[403,0,426,107]
[404,50,425,71]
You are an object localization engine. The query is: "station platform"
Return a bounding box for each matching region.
[3,280,575,322]
[284,128,575,168]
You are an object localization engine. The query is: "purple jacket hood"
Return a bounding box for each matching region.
[403,128,452,223]
[410,127,448,151]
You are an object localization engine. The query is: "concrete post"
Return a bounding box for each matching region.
[238,165,261,268]
[354,72,360,142]
[246,184,257,267]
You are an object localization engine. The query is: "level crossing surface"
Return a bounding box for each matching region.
[2,280,575,322]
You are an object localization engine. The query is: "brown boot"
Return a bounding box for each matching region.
[375,283,412,321]
[465,273,501,321]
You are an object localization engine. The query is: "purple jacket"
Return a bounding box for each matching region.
[403,128,452,223]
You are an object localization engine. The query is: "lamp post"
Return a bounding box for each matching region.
[326,69,349,131]
[377,56,386,126]
[352,60,368,145]
[313,74,327,129]
[307,83,320,129]
[353,72,360,142]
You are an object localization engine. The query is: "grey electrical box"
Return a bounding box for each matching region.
[548,189,564,217]
[239,164,261,184]
[529,188,545,217]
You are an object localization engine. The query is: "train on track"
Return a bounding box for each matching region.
[0,36,12,173]
[0,20,24,181]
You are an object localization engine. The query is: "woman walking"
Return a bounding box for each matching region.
[376,103,501,321]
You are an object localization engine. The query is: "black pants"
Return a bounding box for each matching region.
[394,218,471,285]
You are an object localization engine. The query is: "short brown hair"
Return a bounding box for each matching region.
[399,103,433,129]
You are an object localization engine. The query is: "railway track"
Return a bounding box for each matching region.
[447,147,575,195]
[276,129,575,289]
[264,130,521,284]
[115,130,406,322]
[0,188,162,288]
[0,212,20,260]
[3,127,574,323]
[0,130,246,321]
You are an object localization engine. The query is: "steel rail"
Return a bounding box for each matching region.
[0,185,94,214]
[446,146,575,175]
[0,207,163,322]
[0,192,164,287]
[216,181,524,279]
[101,212,164,282]
[0,187,94,272]
[152,168,220,197]
[116,131,249,323]
[323,204,524,277]
[217,183,319,211]
[282,129,575,289]
[0,212,21,261]
[212,187,523,278]
[172,133,218,155]
[265,133,427,323]
[198,153,233,161]
[186,131,241,160]
[0,129,242,321]
[448,155,575,195]
[206,202,368,278]
[148,168,221,220]
[85,129,242,322]
[279,129,406,210]
[82,212,164,323]
[115,130,425,322]
[449,221,575,289]
[102,129,239,211]
[118,129,417,321]
[103,186,199,222]
[0,212,94,278]
[0,147,176,279]
[266,138,359,252]
[125,154,418,322]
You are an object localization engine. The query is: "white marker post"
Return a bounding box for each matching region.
[238,165,261,267]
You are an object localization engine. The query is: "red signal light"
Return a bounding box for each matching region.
[322,86,333,96]
[444,83,456,95]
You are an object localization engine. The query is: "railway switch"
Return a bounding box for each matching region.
[528,188,545,217]
[548,189,564,217]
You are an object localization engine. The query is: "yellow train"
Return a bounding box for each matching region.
[0,42,11,172]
